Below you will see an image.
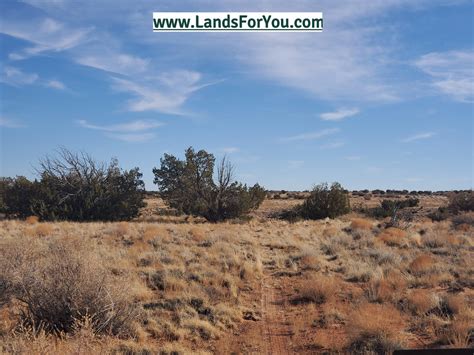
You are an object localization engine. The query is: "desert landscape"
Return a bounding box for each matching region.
[1,190,472,354]
[1,1,473,354]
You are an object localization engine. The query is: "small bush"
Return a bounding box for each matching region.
[429,191,473,222]
[377,227,407,246]
[292,276,338,305]
[409,254,435,275]
[347,303,406,353]
[365,279,393,303]
[451,212,474,229]
[367,198,419,219]
[428,207,451,221]
[0,238,137,335]
[363,198,419,227]
[350,218,373,231]
[295,182,350,220]
[406,289,439,315]
[447,191,474,213]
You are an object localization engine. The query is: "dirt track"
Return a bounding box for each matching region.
[261,273,294,355]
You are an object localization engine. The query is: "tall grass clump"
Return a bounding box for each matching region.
[0,237,137,335]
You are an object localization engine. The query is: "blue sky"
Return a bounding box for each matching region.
[0,0,473,191]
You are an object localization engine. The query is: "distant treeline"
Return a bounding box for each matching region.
[267,189,469,199]
[1,147,472,223]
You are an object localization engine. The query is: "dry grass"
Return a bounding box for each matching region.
[0,195,471,353]
[25,216,39,225]
[115,221,129,236]
[365,278,396,303]
[347,303,407,353]
[350,218,373,231]
[406,289,439,315]
[0,237,137,336]
[409,254,436,275]
[377,227,408,246]
[293,275,339,305]
[34,223,54,237]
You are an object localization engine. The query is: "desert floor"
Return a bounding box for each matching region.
[0,194,472,354]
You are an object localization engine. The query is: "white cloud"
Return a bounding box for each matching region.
[402,132,436,142]
[345,155,361,161]
[45,80,66,90]
[240,31,397,102]
[170,0,420,102]
[0,67,69,92]
[105,132,156,142]
[76,52,149,76]
[281,128,339,142]
[14,0,471,106]
[2,17,91,59]
[0,66,38,86]
[0,117,26,128]
[320,108,359,121]
[78,119,163,132]
[78,119,163,142]
[111,71,214,114]
[415,50,474,102]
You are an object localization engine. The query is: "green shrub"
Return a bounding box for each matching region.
[298,182,350,220]
[152,147,265,222]
[451,213,474,228]
[428,191,473,222]
[1,148,145,221]
[366,198,419,219]
[447,191,474,213]
[0,176,38,218]
[428,207,450,222]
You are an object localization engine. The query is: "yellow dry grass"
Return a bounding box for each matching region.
[0,197,472,353]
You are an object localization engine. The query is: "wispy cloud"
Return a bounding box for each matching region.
[78,119,163,132]
[2,17,91,59]
[415,50,474,102]
[0,117,26,128]
[76,52,149,76]
[281,128,339,142]
[320,108,359,121]
[1,67,68,92]
[78,119,163,142]
[105,133,156,142]
[45,80,66,90]
[0,66,38,86]
[111,71,215,114]
[402,132,436,142]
